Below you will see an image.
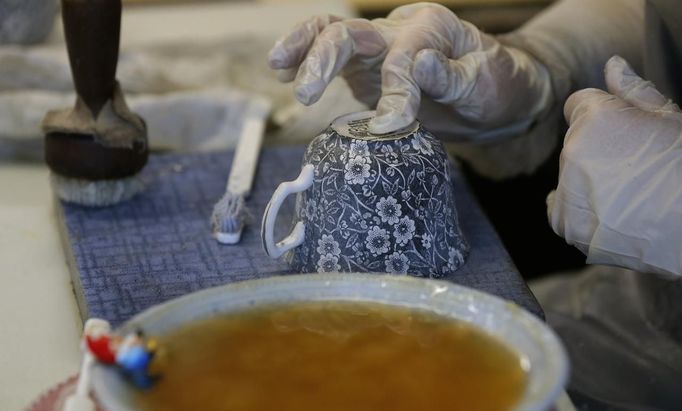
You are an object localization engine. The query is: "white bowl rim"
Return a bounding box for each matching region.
[91,273,569,411]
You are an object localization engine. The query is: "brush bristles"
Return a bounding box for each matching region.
[50,173,144,207]
[211,192,247,235]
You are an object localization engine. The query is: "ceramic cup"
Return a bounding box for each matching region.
[261,111,469,277]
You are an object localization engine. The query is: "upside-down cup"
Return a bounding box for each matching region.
[261,111,469,277]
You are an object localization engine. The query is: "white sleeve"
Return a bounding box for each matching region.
[449,0,645,180]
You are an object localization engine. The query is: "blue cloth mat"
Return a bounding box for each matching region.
[56,145,542,326]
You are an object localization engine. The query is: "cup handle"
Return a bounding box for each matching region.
[261,164,314,258]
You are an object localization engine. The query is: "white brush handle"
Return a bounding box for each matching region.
[227,117,265,196]
[63,352,96,411]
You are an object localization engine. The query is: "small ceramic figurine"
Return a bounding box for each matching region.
[84,321,158,390]
[84,320,117,365]
[262,111,469,277]
[115,332,158,389]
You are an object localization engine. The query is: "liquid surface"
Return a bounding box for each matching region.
[136,301,526,411]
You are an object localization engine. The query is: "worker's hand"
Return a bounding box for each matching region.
[547,56,682,277]
[268,3,553,136]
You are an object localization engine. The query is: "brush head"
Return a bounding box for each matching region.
[211,192,247,244]
[51,172,144,207]
[45,131,148,207]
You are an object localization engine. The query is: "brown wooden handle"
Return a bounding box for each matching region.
[62,0,121,117]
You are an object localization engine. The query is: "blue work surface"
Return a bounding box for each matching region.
[56,146,542,326]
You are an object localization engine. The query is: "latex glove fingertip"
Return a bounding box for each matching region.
[370,92,418,134]
[545,189,564,238]
[605,55,670,111]
[369,110,413,134]
[605,55,649,95]
[268,44,289,69]
[546,190,557,216]
[369,112,397,134]
[294,82,323,106]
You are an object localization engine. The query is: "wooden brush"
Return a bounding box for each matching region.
[43,0,148,206]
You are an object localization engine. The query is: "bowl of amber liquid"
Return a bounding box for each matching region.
[92,274,568,411]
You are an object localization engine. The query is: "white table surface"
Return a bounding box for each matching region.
[0,2,575,410]
[0,164,83,410]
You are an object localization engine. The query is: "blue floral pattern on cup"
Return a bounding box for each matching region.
[284,112,469,278]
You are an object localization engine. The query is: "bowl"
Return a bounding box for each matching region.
[91,273,569,411]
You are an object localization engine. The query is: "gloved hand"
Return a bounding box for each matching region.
[268,3,553,137]
[547,56,682,277]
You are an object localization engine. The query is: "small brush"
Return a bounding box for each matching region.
[43,0,148,207]
[211,101,269,244]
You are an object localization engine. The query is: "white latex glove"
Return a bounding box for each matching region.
[547,56,682,277]
[268,2,553,137]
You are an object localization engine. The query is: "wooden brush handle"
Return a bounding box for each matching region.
[62,0,121,117]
